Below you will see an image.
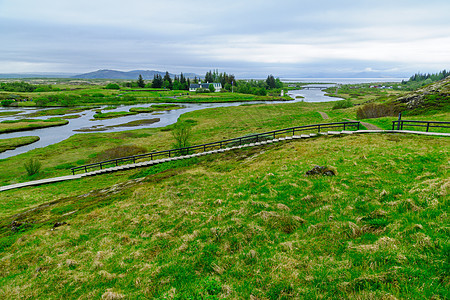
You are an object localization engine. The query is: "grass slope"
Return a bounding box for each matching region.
[0,133,448,299]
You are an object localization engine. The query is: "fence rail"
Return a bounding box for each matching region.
[391,120,450,132]
[70,121,360,175]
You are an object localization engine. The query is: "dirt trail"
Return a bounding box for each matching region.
[318,111,329,119]
[346,119,382,130]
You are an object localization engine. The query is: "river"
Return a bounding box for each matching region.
[0,86,344,159]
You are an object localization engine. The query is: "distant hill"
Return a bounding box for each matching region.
[72,69,200,80]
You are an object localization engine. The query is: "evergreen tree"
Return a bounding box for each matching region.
[163,71,173,89]
[204,71,214,83]
[152,74,163,88]
[186,78,191,90]
[266,75,276,89]
[137,74,145,88]
[163,72,172,85]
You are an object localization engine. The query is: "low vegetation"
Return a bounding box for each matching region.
[0,136,40,153]
[332,99,353,110]
[0,118,68,134]
[129,104,183,113]
[93,111,137,119]
[92,145,148,162]
[23,158,42,176]
[356,103,398,119]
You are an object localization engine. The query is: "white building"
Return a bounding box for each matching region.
[189,82,222,92]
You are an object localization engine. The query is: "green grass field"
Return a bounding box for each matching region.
[0,133,448,299]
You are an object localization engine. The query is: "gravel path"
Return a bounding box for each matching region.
[346,119,382,130]
[318,111,329,119]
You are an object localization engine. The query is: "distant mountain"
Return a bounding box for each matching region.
[72,69,200,80]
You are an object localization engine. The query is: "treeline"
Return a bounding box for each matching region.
[407,70,449,82]
[149,72,191,90]
[0,81,36,92]
[402,69,450,90]
[233,75,283,96]
[203,70,235,90]
[0,82,57,93]
[128,70,237,91]
[125,70,285,96]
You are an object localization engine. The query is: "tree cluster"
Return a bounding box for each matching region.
[406,70,449,83]
[203,70,235,91]
[127,70,284,95]
[0,82,37,92]
[232,75,284,96]
[265,75,283,89]
[401,69,450,90]
[150,72,191,90]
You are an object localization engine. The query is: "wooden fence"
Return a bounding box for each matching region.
[70,121,360,174]
[391,120,450,132]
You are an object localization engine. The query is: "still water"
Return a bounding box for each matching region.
[0,87,341,159]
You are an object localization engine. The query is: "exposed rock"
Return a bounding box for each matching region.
[53,221,68,228]
[395,76,450,109]
[305,165,336,176]
[10,220,22,232]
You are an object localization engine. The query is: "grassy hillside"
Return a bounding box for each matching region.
[327,76,450,131]
[395,76,450,115]
[0,133,448,299]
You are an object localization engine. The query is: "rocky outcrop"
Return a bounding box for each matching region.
[396,77,450,109]
[305,166,336,176]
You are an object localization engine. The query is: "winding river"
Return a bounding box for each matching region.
[0,87,340,159]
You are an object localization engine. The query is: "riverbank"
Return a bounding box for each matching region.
[0,118,69,134]
[0,136,40,153]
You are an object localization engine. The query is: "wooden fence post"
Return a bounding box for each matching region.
[397,112,402,130]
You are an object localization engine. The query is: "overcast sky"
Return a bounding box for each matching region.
[1,0,449,77]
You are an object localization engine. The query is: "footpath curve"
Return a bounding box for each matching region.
[346,118,382,130]
[318,111,329,120]
[1,129,449,192]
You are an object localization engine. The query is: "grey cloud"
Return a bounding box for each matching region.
[1,0,449,76]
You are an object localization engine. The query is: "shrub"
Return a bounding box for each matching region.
[195,88,210,93]
[332,99,353,109]
[356,103,397,119]
[34,85,53,92]
[105,83,120,90]
[91,93,105,97]
[171,122,192,154]
[1,99,15,107]
[24,158,41,176]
